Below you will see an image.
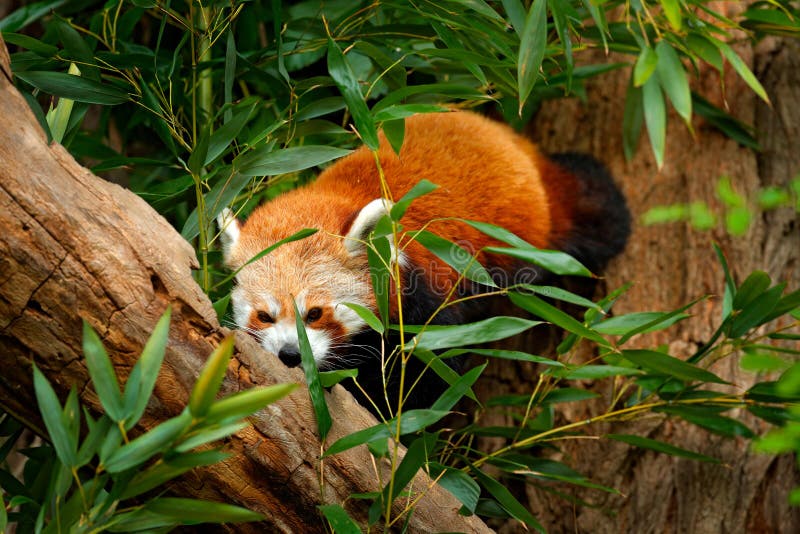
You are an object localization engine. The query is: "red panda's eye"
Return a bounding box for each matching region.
[306,307,323,323]
[256,311,274,323]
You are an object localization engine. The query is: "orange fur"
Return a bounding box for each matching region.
[232,111,572,303]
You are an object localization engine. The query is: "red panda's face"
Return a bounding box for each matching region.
[217,200,391,369]
[227,250,374,368]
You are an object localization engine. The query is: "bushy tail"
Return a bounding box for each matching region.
[549,153,631,273]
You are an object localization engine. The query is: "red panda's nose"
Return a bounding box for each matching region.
[278,346,302,368]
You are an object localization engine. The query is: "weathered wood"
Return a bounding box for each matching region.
[0,35,490,534]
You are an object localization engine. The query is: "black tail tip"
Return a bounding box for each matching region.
[550,152,631,274]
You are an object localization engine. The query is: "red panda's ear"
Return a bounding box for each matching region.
[217,207,241,264]
[344,198,395,259]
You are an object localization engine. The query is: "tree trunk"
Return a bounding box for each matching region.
[0,36,490,534]
[475,37,800,533]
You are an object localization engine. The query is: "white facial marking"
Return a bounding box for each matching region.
[217,207,240,261]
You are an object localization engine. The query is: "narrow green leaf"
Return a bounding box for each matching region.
[655,41,692,124]
[16,71,128,105]
[125,307,171,428]
[372,104,446,122]
[205,383,298,424]
[189,336,235,417]
[442,348,564,366]
[207,102,256,165]
[509,292,609,346]
[413,230,497,287]
[145,497,264,523]
[323,422,393,457]
[729,284,785,337]
[642,74,666,169]
[46,62,80,144]
[76,412,112,468]
[295,301,332,440]
[686,33,723,71]
[319,369,359,388]
[0,0,67,32]
[175,422,249,453]
[608,433,720,463]
[390,179,439,221]
[32,365,76,466]
[502,0,527,35]
[623,79,644,160]
[658,406,754,438]
[660,0,682,31]
[0,490,6,533]
[238,145,352,176]
[341,302,384,334]
[187,127,211,176]
[430,363,485,412]
[382,118,405,155]
[407,316,541,351]
[82,321,125,421]
[713,243,736,321]
[430,463,480,513]
[121,450,230,500]
[1,32,58,56]
[484,245,591,277]
[732,270,771,310]
[471,466,545,532]
[618,297,704,345]
[367,234,391,327]
[594,311,688,336]
[224,29,236,122]
[380,436,428,508]
[714,38,770,104]
[622,349,728,384]
[103,410,192,473]
[323,409,448,457]
[555,365,644,380]
[633,47,658,87]
[520,284,602,310]
[327,36,380,150]
[318,505,361,534]
[517,0,548,113]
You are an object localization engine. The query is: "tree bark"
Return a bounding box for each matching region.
[474,36,800,533]
[0,35,490,534]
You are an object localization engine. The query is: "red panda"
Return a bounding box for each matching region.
[218,111,630,414]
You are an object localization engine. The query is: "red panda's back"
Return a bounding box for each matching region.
[315,111,555,254]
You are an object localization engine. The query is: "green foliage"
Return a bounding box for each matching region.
[4,0,800,530]
[0,309,296,532]
[644,175,800,235]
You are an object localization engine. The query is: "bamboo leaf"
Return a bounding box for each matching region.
[327,36,380,149]
[642,74,666,169]
[413,230,497,287]
[407,316,541,351]
[144,497,264,523]
[103,410,192,473]
[655,40,691,124]
[517,0,548,113]
[32,364,77,467]
[295,301,332,440]
[622,349,728,384]
[16,71,128,105]
[238,145,351,176]
[125,307,171,428]
[318,505,361,534]
[608,433,720,463]
[82,321,125,421]
[189,336,235,417]
[205,383,298,424]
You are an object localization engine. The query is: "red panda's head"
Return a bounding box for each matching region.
[217,197,396,369]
